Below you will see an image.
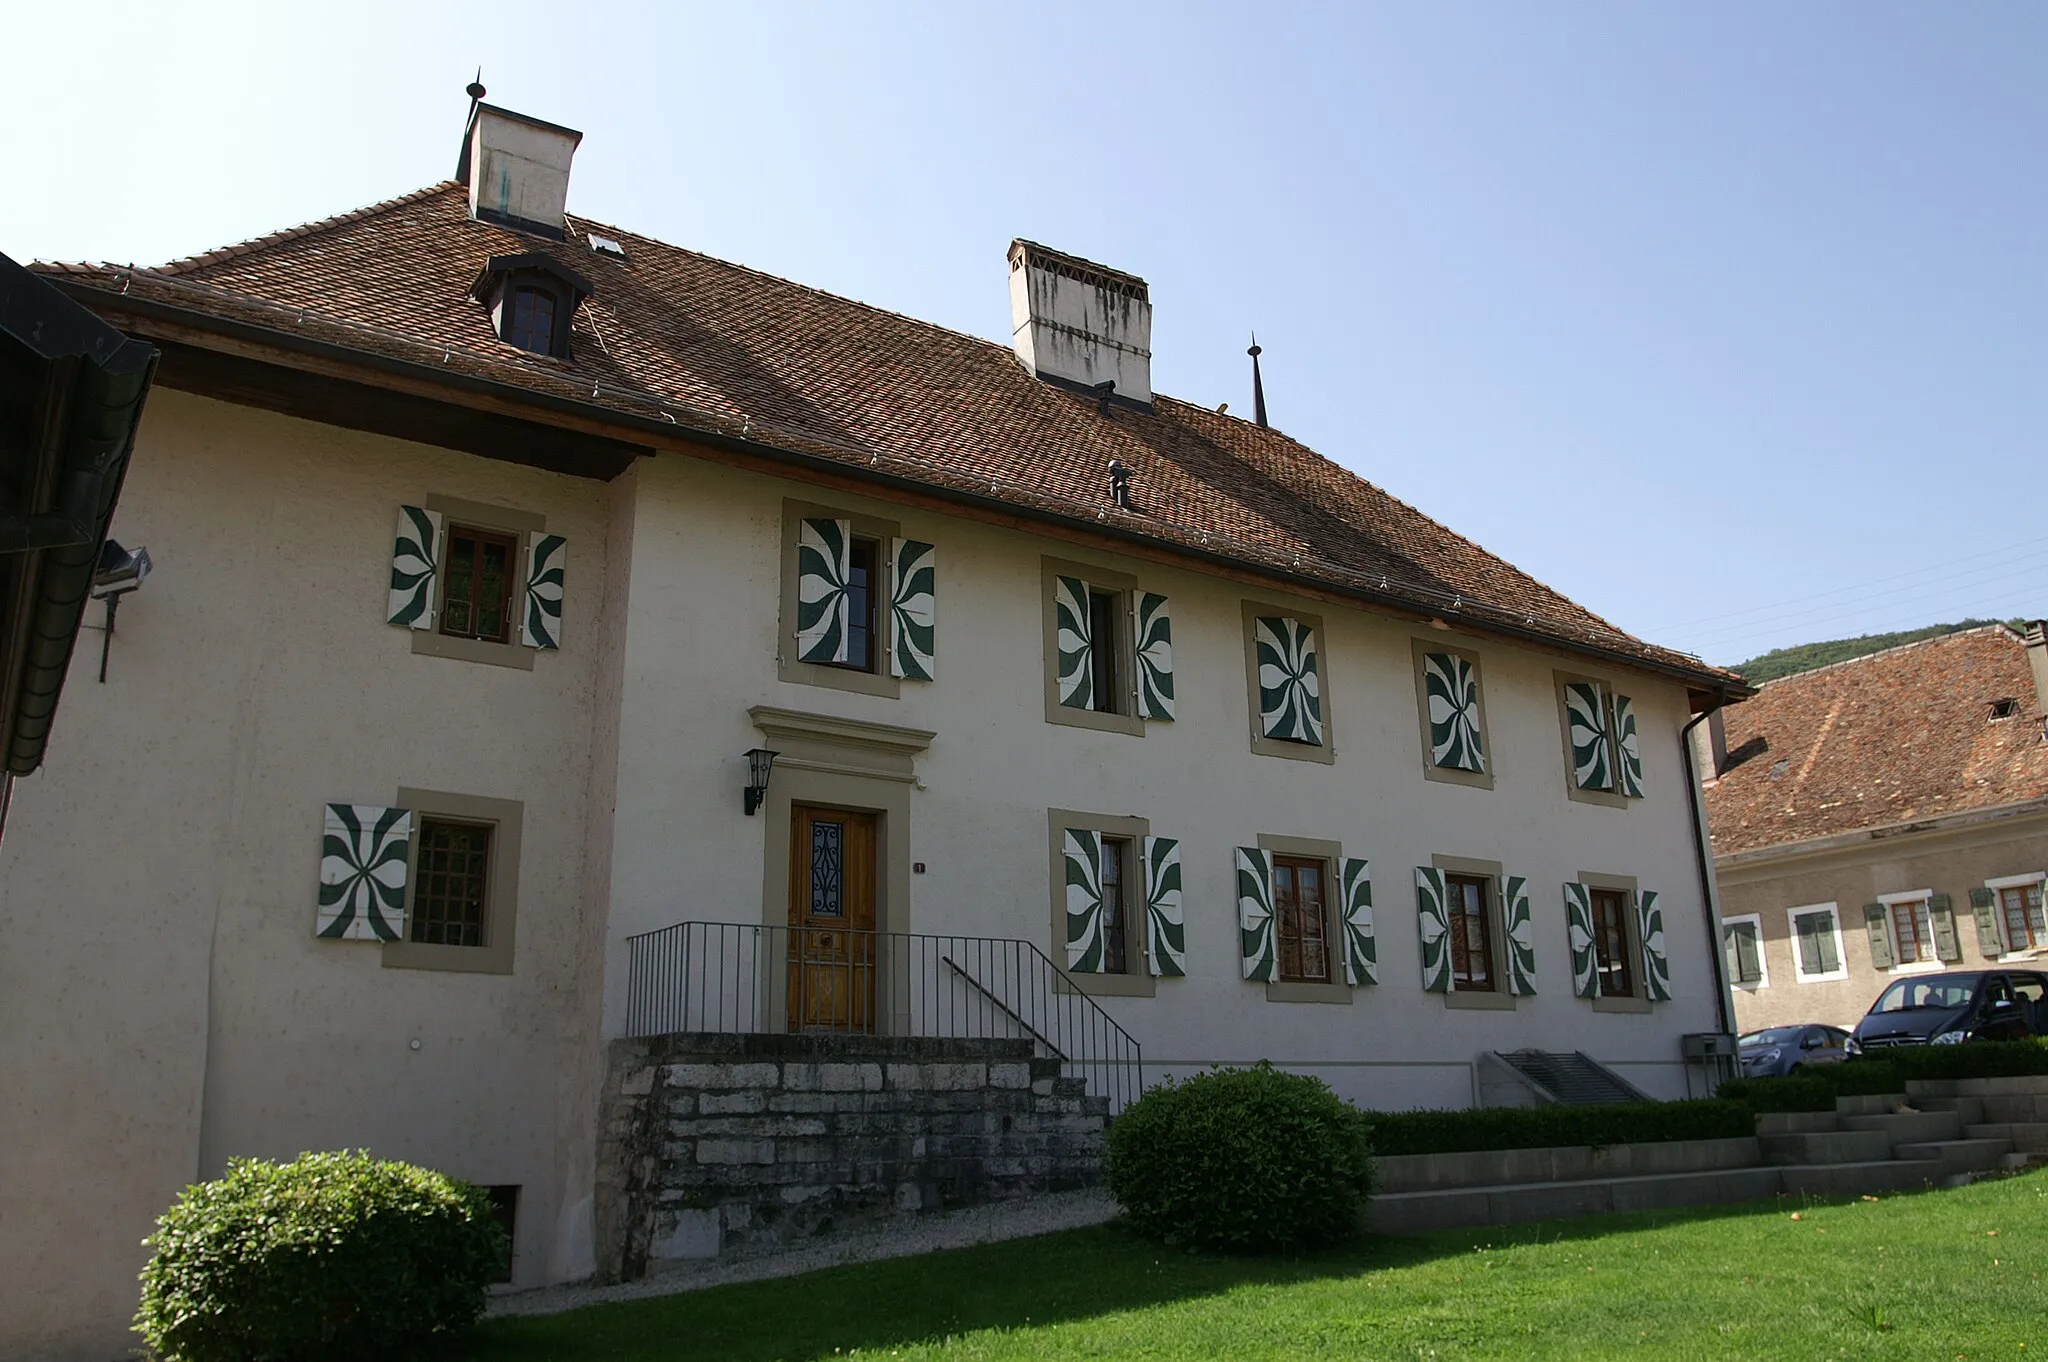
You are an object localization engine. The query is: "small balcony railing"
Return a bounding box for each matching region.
[622,920,1143,1112]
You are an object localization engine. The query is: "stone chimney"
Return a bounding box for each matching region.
[455,93,583,238]
[1008,241,1153,408]
[2025,621,2048,717]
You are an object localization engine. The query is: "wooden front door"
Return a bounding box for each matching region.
[787,805,878,1032]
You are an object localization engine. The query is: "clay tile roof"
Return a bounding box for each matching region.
[36,183,1738,686]
[1704,626,2048,857]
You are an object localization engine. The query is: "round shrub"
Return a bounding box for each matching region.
[1107,1062,1374,1254]
[136,1150,507,1362]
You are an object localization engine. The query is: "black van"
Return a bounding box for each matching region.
[1848,970,2048,1052]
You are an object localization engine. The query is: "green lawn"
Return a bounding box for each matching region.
[467,1172,2048,1360]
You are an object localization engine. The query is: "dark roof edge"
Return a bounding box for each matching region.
[51,277,1749,698]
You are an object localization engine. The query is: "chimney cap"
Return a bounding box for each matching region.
[1007,239,1148,299]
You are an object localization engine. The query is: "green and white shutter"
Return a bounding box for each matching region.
[1236,847,1277,981]
[796,517,853,664]
[1413,867,1452,993]
[1143,836,1186,978]
[1341,857,1376,986]
[889,538,936,680]
[1503,875,1536,996]
[1135,592,1175,720]
[1423,652,1485,772]
[521,533,567,649]
[1638,889,1671,1002]
[1563,882,1599,998]
[318,804,412,942]
[1612,694,1644,797]
[1054,575,1094,709]
[1255,616,1324,745]
[387,505,443,630]
[1969,887,2006,957]
[1062,828,1107,973]
[1564,682,1613,790]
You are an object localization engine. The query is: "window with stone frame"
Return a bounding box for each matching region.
[409,818,493,947]
[1445,872,1495,992]
[1273,855,1332,984]
[1589,887,1635,998]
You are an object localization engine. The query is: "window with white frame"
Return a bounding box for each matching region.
[1722,914,1767,988]
[1986,875,2046,956]
[1868,891,1958,970]
[1788,903,1847,983]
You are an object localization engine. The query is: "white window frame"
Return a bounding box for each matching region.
[1985,872,2047,959]
[1788,902,1848,984]
[1878,889,1943,973]
[1721,913,1768,990]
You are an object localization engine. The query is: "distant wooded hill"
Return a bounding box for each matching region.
[1730,619,2027,684]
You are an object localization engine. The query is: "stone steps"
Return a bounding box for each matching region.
[1967,1122,2048,1153]
[1367,1166,1784,1234]
[1894,1138,2015,1179]
[1777,1160,1948,1198]
[1839,1110,1964,1144]
[1759,1129,1895,1165]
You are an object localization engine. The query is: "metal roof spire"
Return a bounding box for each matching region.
[1248,333,1268,429]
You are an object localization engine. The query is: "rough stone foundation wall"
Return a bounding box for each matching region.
[596,1033,1108,1280]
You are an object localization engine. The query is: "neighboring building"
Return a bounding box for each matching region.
[1706,625,2048,1034]
[2,95,1744,1358]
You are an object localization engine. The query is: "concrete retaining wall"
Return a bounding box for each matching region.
[595,1033,1106,1280]
[1375,1137,1762,1194]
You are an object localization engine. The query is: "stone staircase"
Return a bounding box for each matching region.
[1369,1080,2045,1235]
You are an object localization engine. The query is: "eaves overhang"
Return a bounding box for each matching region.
[43,272,1750,701]
[0,253,158,777]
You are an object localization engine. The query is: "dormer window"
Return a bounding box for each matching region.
[504,287,558,355]
[469,252,591,361]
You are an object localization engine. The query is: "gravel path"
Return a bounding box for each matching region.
[487,1188,1121,1319]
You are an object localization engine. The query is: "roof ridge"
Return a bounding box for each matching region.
[1754,623,2024,689]
[151,182,462,276]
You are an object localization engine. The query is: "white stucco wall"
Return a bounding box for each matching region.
[0,392,612,1360]
[2,390,1723,1359]
[595,452,1725,1112]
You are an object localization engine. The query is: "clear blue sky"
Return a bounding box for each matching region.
[9,2,2042,666]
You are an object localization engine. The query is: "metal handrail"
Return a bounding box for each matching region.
[622,920,1143,1112]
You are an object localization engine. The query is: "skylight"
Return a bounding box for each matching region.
[587,233,627,261]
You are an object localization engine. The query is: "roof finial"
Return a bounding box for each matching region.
[1248,333,1268,429]
[466,69,487,103]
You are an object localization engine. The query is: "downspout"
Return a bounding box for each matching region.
[1681,696,1734,1036]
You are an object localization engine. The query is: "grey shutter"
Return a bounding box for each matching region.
[1054,575,1094,709]
[1143,836,1185,978]
[1724,922,1762,985]
[1563,882,1599,997]
[1135,592,1175,720]
[318,804,412,942]
[1254,616,1324,745]
[1863,902,1894,970]
[1637,890,1671,1001]
[1340,857,1376,986]
[889,538,935,680]
[1564,682,1613,790]
[1503,875,1536,996]
[1970,887,2006,957]
[796,517,853,663]
[1236,848,1276,981]
[1414,867,1452,993]
[1423,652,1486,772]
[387,505,443,630]
[521,533,566,649]
[1612,694,1644,797]
[1062,829,1106,972]
[1928,893,1962,963]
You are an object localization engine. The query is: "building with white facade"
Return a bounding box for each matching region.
[1,96,1746,1359]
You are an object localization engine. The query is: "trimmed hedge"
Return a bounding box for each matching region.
[1888,1038,2048,1080]
[1107,1062,1374,1254]
[1720,1040,2048,1110]
[1363,1099,1754,1157]
[136,1150,506,1362]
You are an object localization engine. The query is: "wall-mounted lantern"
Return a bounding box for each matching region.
[742,748,779,815]
[88,539,151,683]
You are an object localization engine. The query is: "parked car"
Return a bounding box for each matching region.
[1738,1024,1852,1077]
[1847,970,2048,1052]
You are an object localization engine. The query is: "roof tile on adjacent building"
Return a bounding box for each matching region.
[37,183,1735,685]
[1705,626,2048,857]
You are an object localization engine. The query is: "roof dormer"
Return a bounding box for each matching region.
[469,253,591,360]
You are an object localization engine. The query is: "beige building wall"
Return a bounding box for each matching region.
[1717,811,2048,1033]
[2,391,1727,1359]
[595,452,1726,1110]
[0,392,615,1360]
